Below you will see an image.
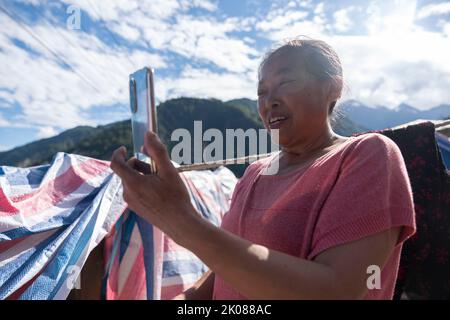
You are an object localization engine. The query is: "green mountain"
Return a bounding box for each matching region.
[0,126,100,167]
[0,97,367,176]
[224,98,368,134]
[225,98,261,124]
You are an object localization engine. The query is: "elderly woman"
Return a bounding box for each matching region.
[110,38,416,300]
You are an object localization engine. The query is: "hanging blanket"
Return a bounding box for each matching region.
[0,152,237,300]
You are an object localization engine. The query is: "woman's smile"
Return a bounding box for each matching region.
[268,115,288,129]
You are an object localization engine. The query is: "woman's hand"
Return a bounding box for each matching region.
[110,131,199,244]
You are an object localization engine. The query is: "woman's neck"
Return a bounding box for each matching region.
[281,128,342,161]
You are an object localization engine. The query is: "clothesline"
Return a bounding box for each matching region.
[392,119,450,134]
[176,119,450,172]
[176,152,274,172]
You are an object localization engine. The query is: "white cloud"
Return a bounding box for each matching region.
[330,29,450,109]
[256,10,309,31]
[0,88,17,108]
[254,0,450,110]
[163,15,259,73]
[314,2,324,15]
[0,114,10,126]
[64,1,257,73]
[443,22,450,36]
[181,0,218,12]
[15,0,44,5]
[158,66,256,102]
[416,2,450,19]
[36,126,58,139]
[366,0,417,36]
[298,0,313,9]
[333,7,354,32]
[0,0,260,136]
[62,0,180,21]
[0,112,33,128]
[255,1,327,40]
[330,0,450,109]
[262,19,326,40]
[110,22,141,42]
[0,9,166,129]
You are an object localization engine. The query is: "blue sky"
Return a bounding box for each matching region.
[0,0,449,151]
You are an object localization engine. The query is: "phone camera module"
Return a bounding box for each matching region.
[129,78,137,113]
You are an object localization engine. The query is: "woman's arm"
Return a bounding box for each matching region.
[173,270,215,300]
[176,210,400,300]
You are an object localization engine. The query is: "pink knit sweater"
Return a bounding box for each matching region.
[213,133,416,299]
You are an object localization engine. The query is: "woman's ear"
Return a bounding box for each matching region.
[323,78,342,115]
[328,101,337,115]
[329,78,342,101]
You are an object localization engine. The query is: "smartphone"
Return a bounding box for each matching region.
[129,67,158,173]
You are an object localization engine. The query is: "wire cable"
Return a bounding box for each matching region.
[0,4,102,94]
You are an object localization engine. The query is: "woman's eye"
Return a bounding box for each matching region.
[280,80,295,86]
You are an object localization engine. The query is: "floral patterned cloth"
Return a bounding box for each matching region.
[354,121,450,299]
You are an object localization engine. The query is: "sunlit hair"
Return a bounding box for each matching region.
[258,36,344,115]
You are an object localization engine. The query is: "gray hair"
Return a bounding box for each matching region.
[258,37,344,115]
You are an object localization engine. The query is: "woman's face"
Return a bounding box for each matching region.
[257,49,332,149]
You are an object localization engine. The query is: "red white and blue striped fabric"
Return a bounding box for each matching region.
[0,152,237,300]
[102,166,237,300]
[0,153,127,299]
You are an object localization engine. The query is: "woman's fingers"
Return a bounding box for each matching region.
[127,157,152,175]
[143,131,177,177]
[110,146,141,184]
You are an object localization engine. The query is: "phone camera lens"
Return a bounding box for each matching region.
[129,78,137,113]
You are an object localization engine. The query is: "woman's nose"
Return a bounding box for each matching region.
[258,88,280,112]
[266,91,281,110]
[270,100,280,109]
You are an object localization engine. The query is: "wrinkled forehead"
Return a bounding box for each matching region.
[258,47,310,83]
